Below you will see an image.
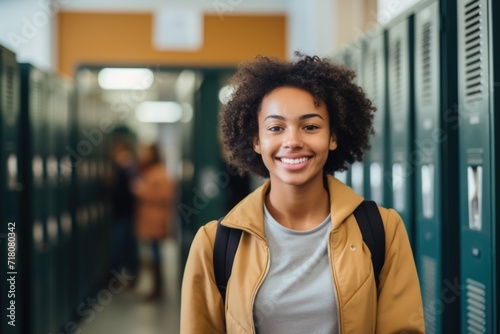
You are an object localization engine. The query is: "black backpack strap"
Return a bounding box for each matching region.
[213,217,243,303]
[353,200,385,287]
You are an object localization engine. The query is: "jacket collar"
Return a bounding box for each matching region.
[222,174,364,240]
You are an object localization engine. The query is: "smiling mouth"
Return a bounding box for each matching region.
[279,157,311,165]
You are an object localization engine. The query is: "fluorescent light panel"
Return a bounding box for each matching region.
[98,68,154,90]
[135,101,183,123]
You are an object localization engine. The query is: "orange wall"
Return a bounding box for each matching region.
[58,12,287,76]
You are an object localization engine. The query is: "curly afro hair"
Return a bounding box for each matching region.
[220,53,376,178]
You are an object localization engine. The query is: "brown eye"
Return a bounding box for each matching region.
[303,125,319,131]
[269,126,283,132]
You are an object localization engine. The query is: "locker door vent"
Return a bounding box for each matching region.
[463,0,484,103]
[465,278,486,333]
[392,38,402,112]
[3,65,16,126]
[421,21,432,106]
[421,256,437,333]
[6,66,14,113]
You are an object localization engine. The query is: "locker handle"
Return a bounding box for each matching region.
[467,165,482,231]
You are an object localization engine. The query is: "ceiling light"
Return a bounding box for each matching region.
[98,68,154,90]
[135,101,183,123]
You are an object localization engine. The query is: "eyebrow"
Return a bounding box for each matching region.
[263,113,325,122]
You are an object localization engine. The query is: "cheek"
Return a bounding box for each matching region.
[259,144,273,161]
[257,135,274,150]
[258,139,279,163]
[260,140,272,150]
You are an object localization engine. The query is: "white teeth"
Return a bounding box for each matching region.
[280,157,309,165]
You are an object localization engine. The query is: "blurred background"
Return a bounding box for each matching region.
[0,0,499,333]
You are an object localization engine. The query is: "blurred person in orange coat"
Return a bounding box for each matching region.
[133,143,176,301]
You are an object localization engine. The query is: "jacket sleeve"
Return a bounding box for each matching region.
[181,223,226,334]
[376,209,426,334]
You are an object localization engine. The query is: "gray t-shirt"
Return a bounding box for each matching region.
[253,205,339,334]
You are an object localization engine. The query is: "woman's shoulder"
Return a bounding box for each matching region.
[376,206,403,225]
[192,219,219,250]
[377,206,401,220]
[376,206,410,243]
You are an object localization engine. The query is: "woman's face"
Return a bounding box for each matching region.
[253,86,337,188]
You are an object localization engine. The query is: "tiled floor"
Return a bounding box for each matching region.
[78,239,181,334]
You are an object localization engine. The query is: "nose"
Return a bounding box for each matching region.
[282,128,303,149]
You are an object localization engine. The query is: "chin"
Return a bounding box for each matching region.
[272,174,318,187]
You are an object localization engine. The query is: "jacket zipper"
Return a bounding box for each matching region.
[250,242,270,334]
[327,231,342,333]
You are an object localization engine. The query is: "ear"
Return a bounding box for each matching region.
[329,134,337,151]
[253,135,261,154]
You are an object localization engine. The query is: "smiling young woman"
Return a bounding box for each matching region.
[181,54,425,334]
[254,87,337,230]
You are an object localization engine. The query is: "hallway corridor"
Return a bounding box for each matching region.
[78,240,181,334]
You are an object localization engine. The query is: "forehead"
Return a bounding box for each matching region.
[259,87,327,119]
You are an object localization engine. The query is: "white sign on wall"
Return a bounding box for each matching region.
[153,8,203,51]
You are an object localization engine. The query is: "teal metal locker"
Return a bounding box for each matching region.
[94,90,111,292]
[66,73,80,317]
[362,31,389,206]
[53,75,75,330]
[47,74,74,331]
[0,45,21,334]
[45,73,64,333]
[180,70,233,270]
[189,71,227,226]
[341,42,364,189]
[74,69,92,305]
[457,0,499,332]
[414,1,460,333]
[21,64,51,333]
[19,63,49,334]
[92,93,108,292]
[74,69,105,301]
[387,18,415,246]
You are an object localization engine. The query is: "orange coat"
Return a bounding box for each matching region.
[181,176,424,333]
[134,164,176,240]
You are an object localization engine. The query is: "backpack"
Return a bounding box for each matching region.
[213,200,385,303]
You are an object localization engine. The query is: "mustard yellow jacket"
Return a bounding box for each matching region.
[181,175,425,333]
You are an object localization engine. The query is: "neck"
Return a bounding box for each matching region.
[266,175,330,230]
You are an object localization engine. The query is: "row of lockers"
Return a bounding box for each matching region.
[1,44,238,334]
[334,0,499,332]
[0,46,113,334]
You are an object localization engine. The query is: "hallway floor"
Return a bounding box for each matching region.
[78,239,181,334]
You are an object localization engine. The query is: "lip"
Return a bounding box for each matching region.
[276,156,312,171]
